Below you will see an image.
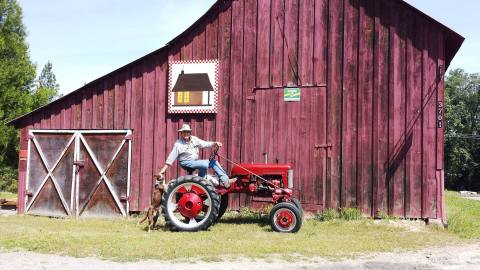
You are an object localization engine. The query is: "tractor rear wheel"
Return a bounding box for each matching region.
[161,175,220,232]
[269,202,302,233]
[216,194,229,222]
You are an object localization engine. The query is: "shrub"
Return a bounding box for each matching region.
[0,166,17,193]
[339,208,362,220]
[315,208,339,221]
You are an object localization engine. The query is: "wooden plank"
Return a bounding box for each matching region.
[40,108,48,129]
[140,59,155,211]
[270,0,284,87]
[256,0,270,88]
[56,104,63,128]
[166,46,181,180]
[326,0,344,209]
[241,0,257,165]
[153,53,167,177]
[50,104,58,129]
[108,80,115,129]
[63,99,72,129]
[204,10,218,164]
[341,0,358,208]
[96,87,104,129]
[388,1,406,217]
[103,81,109,129]
[372,0,389,216]
[124,69,133,129]
[73,94,82,129]
[32,113,40,129]
[129,63,144,211]
[298,0,314,85]
[91,85,98,129]
[84,88,93,129]
[239,0,257,208]
[313,0,328,85]
[357,0,374,215]
[114,74,126,129]
[404,12,423,218]
[227,0,244,210]
[283,0,298,86]
[81,88,88,128]
[216,0,232,174]
[422,19,438,219]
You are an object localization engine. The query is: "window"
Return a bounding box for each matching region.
[177,92,183,103]
[177,91,190,104]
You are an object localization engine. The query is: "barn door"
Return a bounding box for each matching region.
[25,130,131,217]
[253,87,327,211]
[76,131,131,217]
[25,131,76,216]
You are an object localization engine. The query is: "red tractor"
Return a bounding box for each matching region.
[160,149,303,233]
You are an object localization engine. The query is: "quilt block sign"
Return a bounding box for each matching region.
[168,59,219,114]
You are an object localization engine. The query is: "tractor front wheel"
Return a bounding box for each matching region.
[216,194,229,222]
[269,202,302,233]
[161,175,220,232]
[291,198,304,218]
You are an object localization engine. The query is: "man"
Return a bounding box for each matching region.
[158,124,237,188]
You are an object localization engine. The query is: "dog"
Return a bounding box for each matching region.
[138,181,166,232]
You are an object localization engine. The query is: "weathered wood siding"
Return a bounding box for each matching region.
[15,0,460,220]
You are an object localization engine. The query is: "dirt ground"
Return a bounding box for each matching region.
[1,242,479,270]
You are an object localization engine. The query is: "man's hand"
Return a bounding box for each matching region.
[155,164,169,181]
[214,142,223,147]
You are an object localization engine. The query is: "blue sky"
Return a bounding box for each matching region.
[18,0,478,95]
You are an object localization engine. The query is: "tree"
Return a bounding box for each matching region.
[0,1,62,193]
[0,0,36,172]
[444,69,480,191]
[32,61,59,109]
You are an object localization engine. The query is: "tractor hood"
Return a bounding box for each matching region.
[231,164,292,176]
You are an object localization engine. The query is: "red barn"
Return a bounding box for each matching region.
[10,0,463,222]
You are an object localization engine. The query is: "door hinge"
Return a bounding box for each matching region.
[315,143,332,149]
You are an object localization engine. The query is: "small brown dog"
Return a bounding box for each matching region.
[138,181,166,231]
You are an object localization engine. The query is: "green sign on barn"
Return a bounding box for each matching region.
[284,88,300,102]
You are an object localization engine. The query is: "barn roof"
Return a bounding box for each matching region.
[172,71,214,92]
[8,0,464,127]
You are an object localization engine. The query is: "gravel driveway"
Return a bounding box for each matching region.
[1,243,479,270]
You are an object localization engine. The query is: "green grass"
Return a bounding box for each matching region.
[0,192,478,261]
[0,192,17,200]
[446,191,480,239]
[0,210,460,261]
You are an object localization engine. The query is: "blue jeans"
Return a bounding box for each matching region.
[179,159,229,182]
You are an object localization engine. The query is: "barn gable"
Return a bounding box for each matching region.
[12,0,463,221]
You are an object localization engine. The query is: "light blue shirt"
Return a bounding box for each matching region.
[165,136,214,165]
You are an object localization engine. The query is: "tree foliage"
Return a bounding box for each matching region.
[0,0,35,170]
[32,62,59,109]
[0,0,58,192]
[444,69,480,191]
